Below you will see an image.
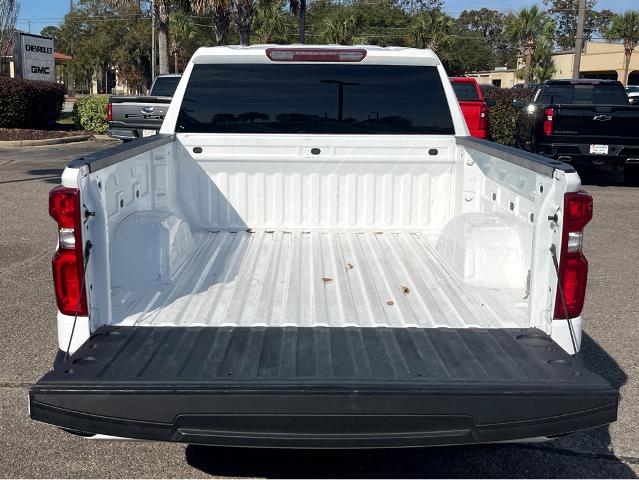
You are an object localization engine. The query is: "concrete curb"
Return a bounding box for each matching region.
[0,134,92,148]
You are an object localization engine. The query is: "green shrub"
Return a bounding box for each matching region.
[0,78,66,128]
[484,87,534,146]
[73,95,109,133]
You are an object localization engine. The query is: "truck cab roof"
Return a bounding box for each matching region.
[543,78,623,86]
[190,45,442,66]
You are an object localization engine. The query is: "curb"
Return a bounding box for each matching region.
[0,135,92,148]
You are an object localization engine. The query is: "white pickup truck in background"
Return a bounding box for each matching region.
[30,46,617,448]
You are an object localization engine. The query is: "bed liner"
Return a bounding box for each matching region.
[112,230,527,329]
[30,325,617,447]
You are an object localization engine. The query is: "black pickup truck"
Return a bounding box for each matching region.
[107,74,181,141]
[513,79,639,185]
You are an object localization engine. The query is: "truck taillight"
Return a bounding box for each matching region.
[107,102,113,122]
[554,192,593,319]
[266,48,367,62]
[479,104,489,131]
[543,107,554,135]
[50,186,87,316]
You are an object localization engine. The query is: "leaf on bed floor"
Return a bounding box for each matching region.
[322,277,333,283]
[401,286,410,294]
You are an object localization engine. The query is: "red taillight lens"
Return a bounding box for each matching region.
[49,186,87,316]
[554,192,593,319]
[49,186,80,229]
[266,48,367,62]
[107,102,113,122]
[52,249,87,315]
[543,107,554,135]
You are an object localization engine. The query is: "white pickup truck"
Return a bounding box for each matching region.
[30,46,617,448]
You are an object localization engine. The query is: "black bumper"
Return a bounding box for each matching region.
[537,142,639,166]
[30,326,618,448]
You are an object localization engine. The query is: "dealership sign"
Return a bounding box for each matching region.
[12,32,56,82]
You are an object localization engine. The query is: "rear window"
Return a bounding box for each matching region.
[451,82,480,101]
[176,64,454,134]
[537,83,628,105]
[151,76,180,97]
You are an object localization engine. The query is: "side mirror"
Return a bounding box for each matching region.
[512,99,525,109]
[485,99,496,107]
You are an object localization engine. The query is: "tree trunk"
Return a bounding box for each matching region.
[174,52,179,73]
[213,9,230,46]
[524,52,532,88]
[622,50,631,86]
[239,27,251,46]
[158,20,169,75]
[298,0,306,44]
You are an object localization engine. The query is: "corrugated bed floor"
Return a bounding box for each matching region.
[112,230,528,328]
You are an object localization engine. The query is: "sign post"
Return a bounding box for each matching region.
[12,31,56,82]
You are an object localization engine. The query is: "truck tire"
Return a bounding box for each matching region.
[624,163,639,187]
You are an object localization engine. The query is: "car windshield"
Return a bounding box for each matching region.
[537,83,628,105]
[176,64,455,135]
[451,82,481,101]
[151,76,180,97]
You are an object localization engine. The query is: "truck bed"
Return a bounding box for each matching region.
[112,230,527,329]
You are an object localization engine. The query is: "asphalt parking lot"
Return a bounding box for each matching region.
[0,140,637,478]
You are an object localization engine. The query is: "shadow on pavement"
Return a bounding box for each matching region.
[576,164,626,187]
[186,333,631,478]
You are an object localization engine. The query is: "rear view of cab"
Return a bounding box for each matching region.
[450,77,491,139]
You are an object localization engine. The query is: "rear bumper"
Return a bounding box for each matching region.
[537,142,639,166]
[106,128,137,141]
[30,388,617,448]
[29,326,618,448]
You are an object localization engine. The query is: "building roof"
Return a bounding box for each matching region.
[54,51,72,61]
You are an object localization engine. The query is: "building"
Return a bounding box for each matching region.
[467,41,639,87]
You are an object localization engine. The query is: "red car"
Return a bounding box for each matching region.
[450,77,492,139]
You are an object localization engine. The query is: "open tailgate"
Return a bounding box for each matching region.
[30,326,618,448]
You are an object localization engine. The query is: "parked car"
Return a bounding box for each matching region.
[626,85,639,104]
[450,77,493,138]
[107,74,181,141]
[30,46,617,448]
[513,79,639,185]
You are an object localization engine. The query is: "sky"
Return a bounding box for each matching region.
[16,0,638,33]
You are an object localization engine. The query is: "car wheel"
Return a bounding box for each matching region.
[624,163,639,187]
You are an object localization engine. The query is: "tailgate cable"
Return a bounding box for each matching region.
[63,209,93,361]
[550,244,578,356]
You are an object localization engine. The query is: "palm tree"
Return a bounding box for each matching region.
[169,12,194,72]
[506,6,553,88]
[234,0,256,45]
[191,0,232,46]
[408,10,455,52]
[605,11,639,86]
[108,0,182,75]
[322,6,361,45]
[532,36,556,82]
[255,0,293,43]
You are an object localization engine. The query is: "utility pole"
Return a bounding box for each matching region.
[572,0,586,79]
[151,0,156,83]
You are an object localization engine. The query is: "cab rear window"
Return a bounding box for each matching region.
[176,64,454,135]
[451,82,481,101]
